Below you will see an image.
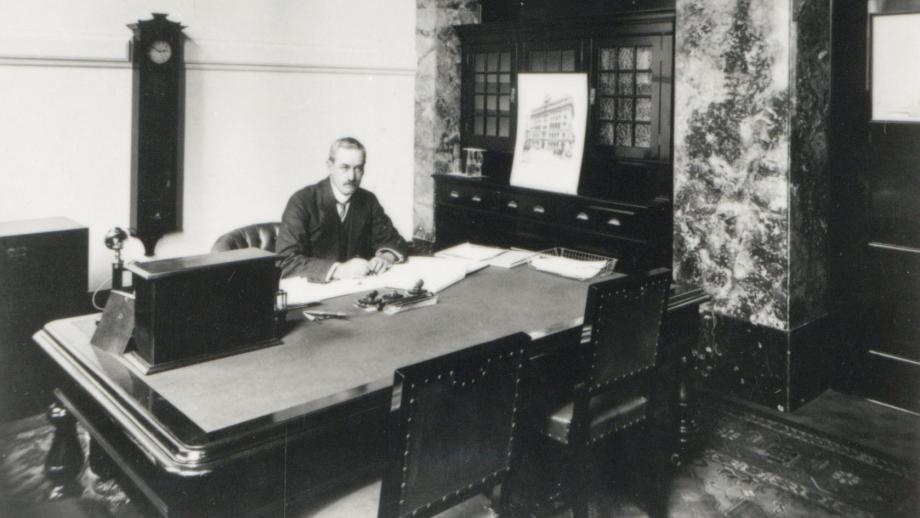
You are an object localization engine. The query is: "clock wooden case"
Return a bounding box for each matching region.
[128,13,186,256]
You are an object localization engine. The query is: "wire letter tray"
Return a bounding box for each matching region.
[534,247,618,279]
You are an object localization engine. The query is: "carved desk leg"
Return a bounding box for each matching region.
[45,401,84,499]
[672,355,698,466]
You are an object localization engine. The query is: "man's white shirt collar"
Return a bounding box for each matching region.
[330,181,352,206]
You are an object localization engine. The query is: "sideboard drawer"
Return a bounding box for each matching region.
[432,174,671,272]
[572,204,642,237]
[515,192,564,223]
[436,181,497,210]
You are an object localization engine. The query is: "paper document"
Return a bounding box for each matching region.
[435,242,506,262]
[530,255,608,281]
[280,256,470,305]
[378,256,468,293]
[436,242,539,270]
[459,260,490,274]
[280,277,374,305]
[487,249,538,269]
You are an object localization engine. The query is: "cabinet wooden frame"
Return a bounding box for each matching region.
[589,33,671,161]
[460,26,518,153]
[456,12,674,201]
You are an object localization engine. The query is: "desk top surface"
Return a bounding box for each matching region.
[40,266,598,443]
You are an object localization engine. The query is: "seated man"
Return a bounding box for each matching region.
[277,137,408,282]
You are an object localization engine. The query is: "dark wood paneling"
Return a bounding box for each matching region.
[830,1,920,409]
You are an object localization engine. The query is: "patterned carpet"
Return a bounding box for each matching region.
[685,401,917,517]
[0,392,917,517]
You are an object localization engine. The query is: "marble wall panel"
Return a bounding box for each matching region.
[414,0,480,241]
[674,0,792,331]
[789,0,831,328]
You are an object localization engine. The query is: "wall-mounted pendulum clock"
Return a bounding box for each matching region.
[128,13,186,256]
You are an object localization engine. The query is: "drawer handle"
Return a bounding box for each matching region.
[449,190,460,199]
[576,212,589,221]
[471,195,482,203]
[607,217,621,227]
[507,200,518,209]
[532,205,545,214]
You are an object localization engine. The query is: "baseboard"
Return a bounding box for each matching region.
[693,312,840,412]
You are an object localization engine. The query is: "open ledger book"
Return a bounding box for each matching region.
[280,256,470,305]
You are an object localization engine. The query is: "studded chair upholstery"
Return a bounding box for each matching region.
[539,268,671,518]
[299,332,530,518]
[210,222,281,253]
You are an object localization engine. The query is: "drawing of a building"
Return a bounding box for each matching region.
[523,94,576,157]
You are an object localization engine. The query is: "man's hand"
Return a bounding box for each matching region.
[333,258,371,279]
[368,251,397,274]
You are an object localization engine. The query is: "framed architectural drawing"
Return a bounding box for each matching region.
[510,73,588,195]
[871,12,920,122]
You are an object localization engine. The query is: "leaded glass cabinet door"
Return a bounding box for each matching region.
[462,43,516,153]
[591,34,671,161]
[519,39,585,73]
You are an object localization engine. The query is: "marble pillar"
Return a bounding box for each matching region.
[414,0,481,242]
[789,0,831,329]
[673,0,831,409]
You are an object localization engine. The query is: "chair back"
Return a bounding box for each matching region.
[211,222,281,253]
[582,268,671,392]
[378,332,529,518]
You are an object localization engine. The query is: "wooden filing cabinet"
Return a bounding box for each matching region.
[0,217,88,421]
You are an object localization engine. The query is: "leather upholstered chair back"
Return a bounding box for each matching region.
[211,222,281,253]
[583,267,672,390]
[377,332,529,518]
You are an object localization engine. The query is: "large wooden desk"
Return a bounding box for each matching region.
[34,266,706,517]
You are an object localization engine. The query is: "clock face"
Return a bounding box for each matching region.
[148,40,172,64]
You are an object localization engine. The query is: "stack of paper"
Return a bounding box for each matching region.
[280,256,470,305]
[434,242,506,262]
[380,256,468,293]
[530,255,608,281]
[487,249,538,269]
[436,242,538,270]
[280,276,371,305]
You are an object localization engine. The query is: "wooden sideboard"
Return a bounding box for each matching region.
[434,173,671,272]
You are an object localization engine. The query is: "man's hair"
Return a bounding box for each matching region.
[327,137,366,162]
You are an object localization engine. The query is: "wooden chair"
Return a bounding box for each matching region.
[301,332,530,518]
[539,268,671,518]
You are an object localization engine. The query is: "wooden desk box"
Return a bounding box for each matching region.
[126,249,279,373]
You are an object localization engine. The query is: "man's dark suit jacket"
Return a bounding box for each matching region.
[277,178,407,282]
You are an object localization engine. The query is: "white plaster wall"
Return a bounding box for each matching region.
[0,0,416,289]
